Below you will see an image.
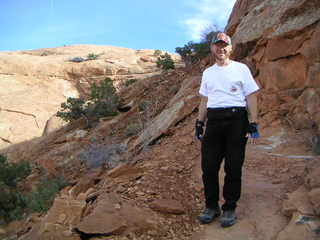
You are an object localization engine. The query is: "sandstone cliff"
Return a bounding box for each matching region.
[0,45,181,148]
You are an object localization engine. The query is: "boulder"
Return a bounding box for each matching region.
[308,188,320,216]
[44,195,86,227]
[20,194,86,240]
[305,167,320,189]
[276,212,319,240]
[75,193,156,236]
[76,212,127,236]
[42,114,67,136]
[282,185,314,216]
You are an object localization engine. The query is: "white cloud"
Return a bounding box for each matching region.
[181,0,237,41]
[183,18,212,40]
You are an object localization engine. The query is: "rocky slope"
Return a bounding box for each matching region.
[0,45,181,149]
[0,0,320,239]
[1,62,319,240]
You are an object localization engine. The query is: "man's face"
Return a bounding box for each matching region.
[211,41,232,61]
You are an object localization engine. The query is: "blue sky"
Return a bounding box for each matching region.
[0,0,236,53]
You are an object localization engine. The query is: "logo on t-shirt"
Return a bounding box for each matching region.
[230,85,238,92]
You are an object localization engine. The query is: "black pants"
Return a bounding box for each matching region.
[201,107,249,211]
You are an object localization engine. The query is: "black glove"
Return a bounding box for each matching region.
[247,122,260,138]
[195,119,205,141]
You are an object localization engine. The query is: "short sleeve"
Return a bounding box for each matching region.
[242,65,259,96]
[199,72,208,97]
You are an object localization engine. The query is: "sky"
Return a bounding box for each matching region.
[0,0,237,53]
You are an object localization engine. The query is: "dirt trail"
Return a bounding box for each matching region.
[190,128,313,240]
[192,164,287,240]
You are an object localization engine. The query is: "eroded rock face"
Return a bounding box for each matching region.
[226,0,320,132]
[227,3,320,238]
[228,0,320,45]
[0,45,182,149]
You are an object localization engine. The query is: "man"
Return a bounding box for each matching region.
[195,32,260,228]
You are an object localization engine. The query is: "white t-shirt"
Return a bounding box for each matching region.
[199,61,259,108]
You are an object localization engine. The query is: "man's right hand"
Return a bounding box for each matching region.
[195,119,205,141]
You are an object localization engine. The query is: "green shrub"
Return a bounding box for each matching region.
[56,97,86,123]
[175,44,192,62]
[26,176,69,213]
[0,182,26,222]
[0,155,70,223]
[87,53,99,60]
[175,41,210,64]
[57,78,119,123]
[154,49,162,56]
[125,78,137,87]
[175,30,219,64]
[156,53,175,70]
[40,51,50,56]
[0,155,30,223]
[0,155,31,188]
[89,78,119,118]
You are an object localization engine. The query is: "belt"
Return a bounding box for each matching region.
[207,107,246,112]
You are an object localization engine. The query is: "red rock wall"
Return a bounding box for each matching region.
[226,0,320,132]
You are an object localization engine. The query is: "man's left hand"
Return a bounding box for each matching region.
[246,122,260,144]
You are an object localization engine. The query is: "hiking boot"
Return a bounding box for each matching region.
[220,210,237,228]
[198,207,221,224]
